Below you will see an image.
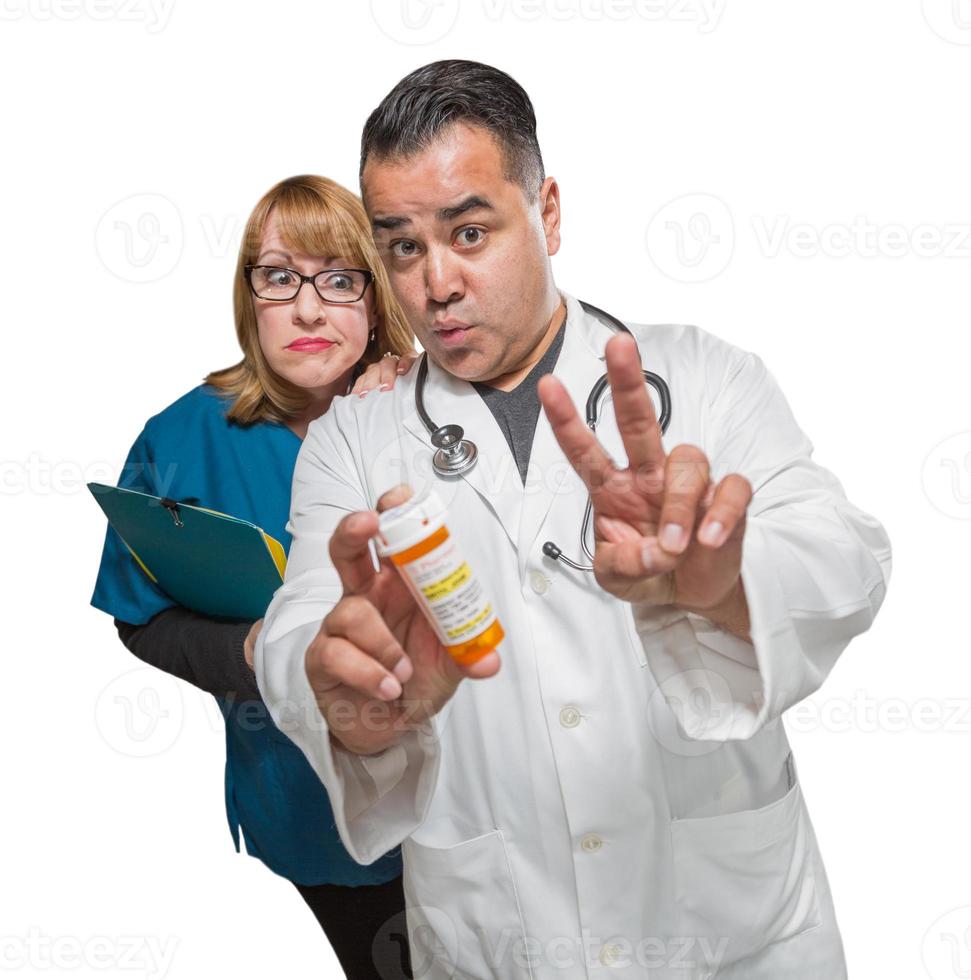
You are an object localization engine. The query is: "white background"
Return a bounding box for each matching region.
[2,1,969,978]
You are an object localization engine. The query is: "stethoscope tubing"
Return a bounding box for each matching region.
[415,300,672,572]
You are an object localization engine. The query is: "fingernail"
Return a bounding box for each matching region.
[660,523,686,553]
[378,676,402,700]
[396,365,407,374]
[641,542,654,573]
[392,656,412,683]
[699,520,726,547]
[358,388,371,398]
[378,382,391,391]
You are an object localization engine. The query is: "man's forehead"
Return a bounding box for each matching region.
[362,124,509,222]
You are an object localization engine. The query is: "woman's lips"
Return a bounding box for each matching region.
[287,339,335,352]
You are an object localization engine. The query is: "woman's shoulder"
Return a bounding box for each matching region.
[141,383,236,441]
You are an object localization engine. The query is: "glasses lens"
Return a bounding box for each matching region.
[251,266,300,300]
[314,270,369,303]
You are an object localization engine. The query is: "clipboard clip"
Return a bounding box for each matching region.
[159,496,200,529]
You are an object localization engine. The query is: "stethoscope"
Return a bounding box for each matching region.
[415,300,672,573]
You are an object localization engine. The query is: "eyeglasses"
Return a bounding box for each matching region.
[244,265,374,303]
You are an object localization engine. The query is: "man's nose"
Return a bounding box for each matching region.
[424,246,463,306]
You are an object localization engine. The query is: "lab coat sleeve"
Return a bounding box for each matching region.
[632,341,892,741]
[254,406,441,865]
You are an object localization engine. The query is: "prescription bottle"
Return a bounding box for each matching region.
[374,488,505,666]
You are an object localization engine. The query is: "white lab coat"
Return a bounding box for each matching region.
[256,290,891,979]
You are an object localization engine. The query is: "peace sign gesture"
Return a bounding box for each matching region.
[537,333,752,616]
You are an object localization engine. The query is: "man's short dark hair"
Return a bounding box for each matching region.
[360,59,545,201]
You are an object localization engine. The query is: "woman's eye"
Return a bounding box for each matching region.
[325,274,353,291]
[456,227,484,246]
[391,241,418,258]
[266,269,293,286]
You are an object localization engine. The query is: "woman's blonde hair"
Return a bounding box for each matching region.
[205,174,414,425]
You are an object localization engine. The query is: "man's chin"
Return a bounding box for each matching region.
[428,343,496,382]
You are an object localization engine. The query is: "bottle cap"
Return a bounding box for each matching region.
[375,486,447,556]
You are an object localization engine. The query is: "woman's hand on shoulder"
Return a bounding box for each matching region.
[350,351,420,396]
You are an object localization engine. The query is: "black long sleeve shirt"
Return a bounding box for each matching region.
[114,606,261,702]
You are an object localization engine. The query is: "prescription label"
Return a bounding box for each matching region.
[396,532,499,647]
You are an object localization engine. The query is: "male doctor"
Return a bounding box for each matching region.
[255,60,892,979]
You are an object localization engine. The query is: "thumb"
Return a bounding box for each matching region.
[459,649,502,679]
[329,510,380,596]
[438,647,502,695]
[376,483,414,514]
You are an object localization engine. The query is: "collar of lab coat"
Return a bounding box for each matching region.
[401,289,613,579]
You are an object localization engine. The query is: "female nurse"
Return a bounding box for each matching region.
[90,175,418,980]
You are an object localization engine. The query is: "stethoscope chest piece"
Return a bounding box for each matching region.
[431,423,478,478]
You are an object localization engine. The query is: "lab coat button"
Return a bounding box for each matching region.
[580,833,603,853]
[599,943,622,966]
[559,705,581,728]
[529,570,549,594]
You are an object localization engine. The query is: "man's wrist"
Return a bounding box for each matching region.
[329,728,401,758]
[677,578,752,643]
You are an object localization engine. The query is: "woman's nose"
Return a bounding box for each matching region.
[293,279,327,324]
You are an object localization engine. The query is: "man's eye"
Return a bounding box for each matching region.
[456,227,484,246]
[391,240,419,258]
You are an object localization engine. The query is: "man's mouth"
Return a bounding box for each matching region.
[433,320,473,347]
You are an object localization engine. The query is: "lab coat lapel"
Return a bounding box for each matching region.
[401,353,524,551]
[516,292,611,581]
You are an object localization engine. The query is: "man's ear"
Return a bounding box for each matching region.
[538,176,561,257]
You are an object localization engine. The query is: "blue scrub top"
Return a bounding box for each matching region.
[90,384,403,887]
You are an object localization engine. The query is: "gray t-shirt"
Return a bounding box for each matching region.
[471,319,567,484]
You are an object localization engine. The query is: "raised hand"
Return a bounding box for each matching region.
[537,333,752,615]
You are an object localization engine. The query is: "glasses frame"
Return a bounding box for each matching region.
[244,264,374,304]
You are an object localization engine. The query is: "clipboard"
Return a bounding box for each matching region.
[88,482,287,620]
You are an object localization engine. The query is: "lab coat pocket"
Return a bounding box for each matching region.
[403,826,531,980]
[624,606,689,668]
[670,780,822,972]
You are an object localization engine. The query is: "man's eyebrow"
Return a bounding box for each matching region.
[371,195,495,233]
[437,195,494,222]
[371,215,411,232]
